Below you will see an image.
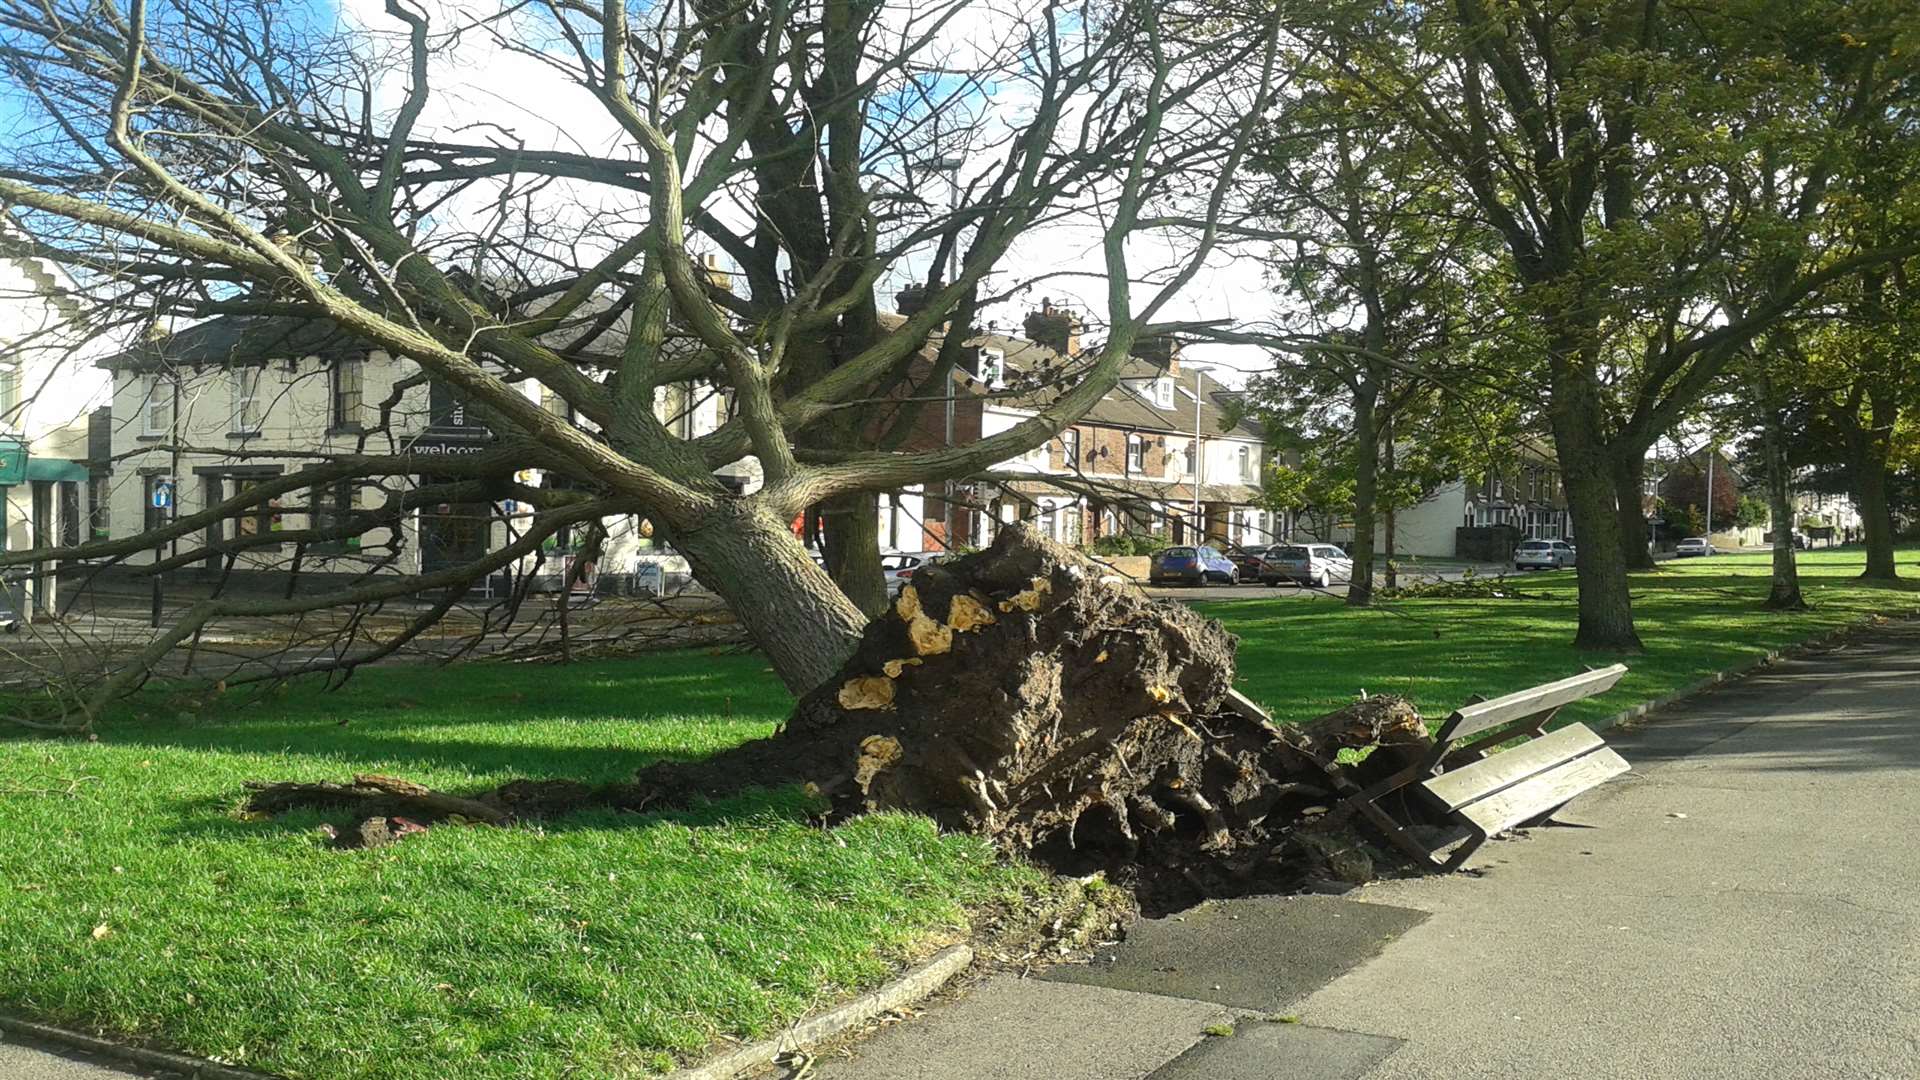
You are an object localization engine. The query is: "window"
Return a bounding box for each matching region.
[0,361,19,427]
[1061,428,1081,468]
[331,358,364,430]
[1126,433,1145,474]
[88,474,110,539]
[310,480,359,553]
[1153,377,1174,409]
[59,482,80,547]
[141,374,173,436]
[231,477,281,541]
[1038,500,1057,540]
[660,382,695,438]
[1237,445,1254,482]
[229,368,262,434]
[1060,503,1083,547]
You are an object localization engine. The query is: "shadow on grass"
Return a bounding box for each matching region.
[158,776,820,848]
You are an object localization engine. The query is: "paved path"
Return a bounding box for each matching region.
[0,1036,178,1079]
[814,621,1920,1079]
[1293,621,1920,1079]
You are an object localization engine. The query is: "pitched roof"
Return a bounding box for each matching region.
[949,326,1262,442]
[97,314,365,371]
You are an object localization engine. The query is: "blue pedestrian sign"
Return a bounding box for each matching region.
[151,479,175,511]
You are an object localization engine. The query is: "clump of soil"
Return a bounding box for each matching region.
[243,527,1449,911]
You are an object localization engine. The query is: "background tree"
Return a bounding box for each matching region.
[1289,0,1920,649]
[0,0,1285,718]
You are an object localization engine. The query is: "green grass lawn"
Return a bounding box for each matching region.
[2,545,1916,1078]
[1213,546,1920,728]
[0,654,1043,1079]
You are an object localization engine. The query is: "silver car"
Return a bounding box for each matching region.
[1263,543,1354,588]
[1675,537,1717,557]
[1514,539,1577,570]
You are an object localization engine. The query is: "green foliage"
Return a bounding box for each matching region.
[1090,533,1158,557]
[1735,495,1771,530]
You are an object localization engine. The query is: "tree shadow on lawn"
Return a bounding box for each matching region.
[156,775,821,849]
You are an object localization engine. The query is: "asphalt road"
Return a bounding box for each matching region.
[1139,561,1519,603]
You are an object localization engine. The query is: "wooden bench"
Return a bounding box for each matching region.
[1333,664,1631,871]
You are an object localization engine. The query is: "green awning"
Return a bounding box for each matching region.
[20,458,89,484]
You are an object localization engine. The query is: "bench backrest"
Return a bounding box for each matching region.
[1431,664,1628,748]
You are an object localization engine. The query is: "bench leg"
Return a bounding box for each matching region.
[1438,829,1488,871]
[1349,794,1453,869]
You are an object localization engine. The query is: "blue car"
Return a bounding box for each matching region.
[1149,544,1240,585]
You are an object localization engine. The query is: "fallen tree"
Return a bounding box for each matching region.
[245,529,1449,909]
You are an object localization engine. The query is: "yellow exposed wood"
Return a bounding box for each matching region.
[947,593,998,632]
[997,575,1054,613]
[837,676,896,710]
[855,735,905,793]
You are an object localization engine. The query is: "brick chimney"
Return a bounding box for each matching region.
[1130,334,1181,375]
[895,283,930,317]
[1023,298,1082,357]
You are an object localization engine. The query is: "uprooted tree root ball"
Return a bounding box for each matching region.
[243,527,1451,911]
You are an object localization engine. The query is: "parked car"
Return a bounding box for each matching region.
[1675,537,1717,557]
[1262,543,1354,588]
[1792,531,1811,551]
[1150,544,1240,585]
[882,552,946,596]
[1514,538,1578,570]
[1224,545,1273,583]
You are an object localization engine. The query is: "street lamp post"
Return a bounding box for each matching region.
[1188,365,1214,544]
[925,153,965,547]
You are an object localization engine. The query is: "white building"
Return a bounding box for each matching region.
[1,243,113,618]
[99,312,755,595]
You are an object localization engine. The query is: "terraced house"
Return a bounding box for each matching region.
[0,236,112,620]
[885,298,1278,554]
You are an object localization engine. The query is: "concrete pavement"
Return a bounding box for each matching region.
[1291,621,1920,1079]
[814,621,1920,1079]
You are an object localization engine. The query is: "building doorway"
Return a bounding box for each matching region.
[419,496,491,580]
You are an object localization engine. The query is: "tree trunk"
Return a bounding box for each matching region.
[1550,377,1643,651]
[1760,406,1806,610]
[823,491,889,618]
[1382,417,1398,590]
[671,497,870,693]
[1612,451,1656,571]
[1346,385,1378,607]
[1857,461,1898,581]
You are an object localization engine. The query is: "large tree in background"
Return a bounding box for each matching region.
[0,0,1284,715]
[1289,0,1919,649]
[1226,20,1508,607]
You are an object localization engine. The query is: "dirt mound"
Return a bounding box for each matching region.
[244,527,1444,909]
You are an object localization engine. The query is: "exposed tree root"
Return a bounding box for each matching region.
[244,530,1451,908]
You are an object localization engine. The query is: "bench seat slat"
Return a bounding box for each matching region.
[1419,724,1606,812]
[1452,746,1630,839]
[1436,663,1628,744]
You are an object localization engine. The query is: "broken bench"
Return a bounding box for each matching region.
[1329,664,1631,870]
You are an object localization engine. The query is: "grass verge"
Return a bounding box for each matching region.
[1212,546,1920,728]
[0,652,1046,1079]
[2,546,1914,1077]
